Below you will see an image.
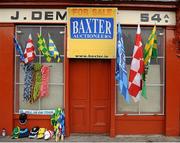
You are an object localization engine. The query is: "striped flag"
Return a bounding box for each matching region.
[14,36,25,63]
[24,34,36,64]
[116,23,130,103]
[48,34,61,62]
[142,25,158,98]
[37,34,51,62]
[128,24,144,102]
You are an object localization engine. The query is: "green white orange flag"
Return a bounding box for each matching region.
[142,25,158,98]
[37,34,51,62]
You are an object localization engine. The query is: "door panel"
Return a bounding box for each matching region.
[70,60,89,133]
[90,60,110,133]
[70,59,110,134]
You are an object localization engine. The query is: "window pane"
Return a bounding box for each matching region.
[14,25,65,114]
[41,85,64,110]
[116,88,139,114]
[116,26,165,115]
[140,86,164,113]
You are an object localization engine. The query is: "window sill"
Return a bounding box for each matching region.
[14,114,51,120]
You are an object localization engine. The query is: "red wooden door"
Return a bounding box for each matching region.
[70,59,110,134]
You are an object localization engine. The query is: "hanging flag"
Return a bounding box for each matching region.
[37,34,51,62]
[116,23,130,103]
[48,34,61,62]
[142,25,158,98]
[24,34,36,64]
[128,24,144,102]
[14,36,25,63]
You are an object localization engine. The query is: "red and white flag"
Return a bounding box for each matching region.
[128,24,144,102]
[24,34,36,64]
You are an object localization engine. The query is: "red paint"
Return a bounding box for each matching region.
[69,59,110,134]
[0,9,179,137]
[0,24,14,135]
[165,27,180,136]
[110,60,116,137]
[14,114,53,130]
[115,116,165,134]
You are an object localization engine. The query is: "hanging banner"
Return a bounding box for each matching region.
[67,8,117,59]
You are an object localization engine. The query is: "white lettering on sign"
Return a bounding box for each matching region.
[0,9,176,25]
[70,18,113,39]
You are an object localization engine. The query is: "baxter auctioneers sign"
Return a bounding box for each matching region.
[67,8,117,59]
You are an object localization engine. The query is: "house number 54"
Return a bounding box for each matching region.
[140,13,169,23]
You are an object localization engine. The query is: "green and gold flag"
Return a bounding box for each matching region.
[37,34,51,62]
[142,25,158,98]
[48,34,61,63]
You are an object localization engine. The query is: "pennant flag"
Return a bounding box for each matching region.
[14,36,25,63]
[48,34,61,62]
[142,25,158,98]
[116,23,130,103]
[128,24,144,102]
[37,34,51,62]
[24,34,36,64]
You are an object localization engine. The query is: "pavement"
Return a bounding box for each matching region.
[1,134,180,142]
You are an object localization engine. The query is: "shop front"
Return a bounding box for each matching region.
[0,0,179,138]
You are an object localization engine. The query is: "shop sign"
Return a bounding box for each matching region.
[0,9,67,23]
[70,18,114,39]
[0,9,175,26]
[67,8,117,59]
[19,109,55,115]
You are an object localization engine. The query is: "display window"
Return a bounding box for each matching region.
[14,25,65,114]
[116,26,165,115]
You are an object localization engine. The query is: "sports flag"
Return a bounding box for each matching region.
[142,25,158,98]
[24,34,36,64]
[14,36,25,63]
[48,34,60,62]
[128,24,144,102]
[116,23,130,103]
[37,34,51,62]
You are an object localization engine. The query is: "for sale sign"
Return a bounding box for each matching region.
[67,8,117,59]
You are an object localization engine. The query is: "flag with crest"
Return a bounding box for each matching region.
[116,23,130,103]
[128,24,144,102]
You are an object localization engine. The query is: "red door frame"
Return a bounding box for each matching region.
[65,56,116,136]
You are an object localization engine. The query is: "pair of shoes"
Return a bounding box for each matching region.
[44,130,54,140]
[12,126,20,139]
[29,127,39,139]
[19,128,29,138]
[37,128,46,139]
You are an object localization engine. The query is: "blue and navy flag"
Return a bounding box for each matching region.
[116,23,130,103]
[14,36,25,63]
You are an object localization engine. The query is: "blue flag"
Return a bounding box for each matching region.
[14,36,25,63]
[116,23,130,103]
